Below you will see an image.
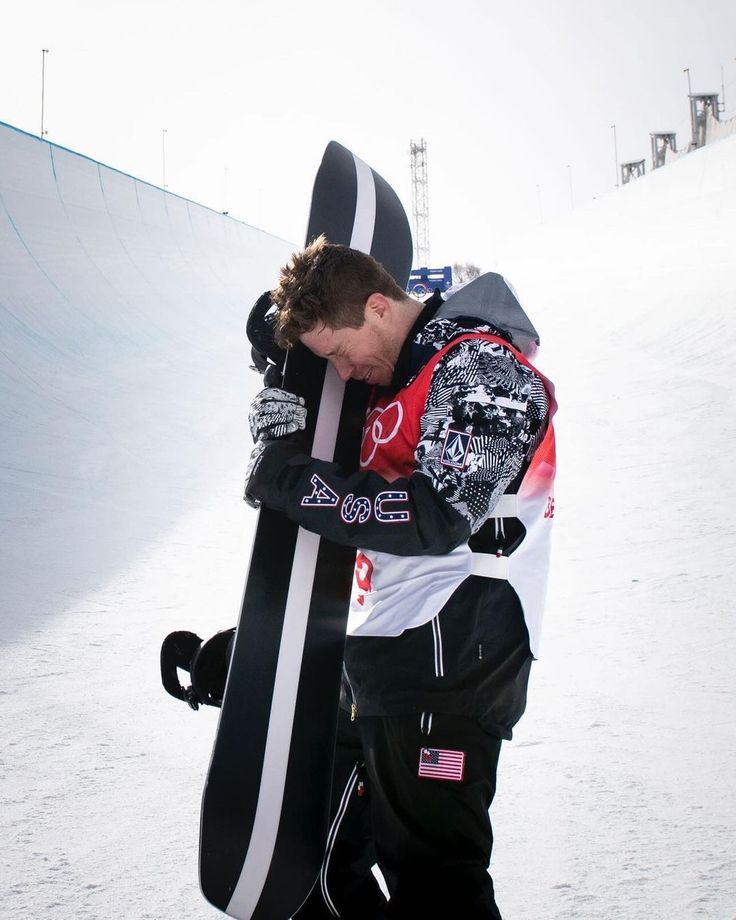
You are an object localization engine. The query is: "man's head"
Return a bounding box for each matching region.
[271,236,421,386]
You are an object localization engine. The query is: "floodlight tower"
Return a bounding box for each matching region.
[409,138,430,268]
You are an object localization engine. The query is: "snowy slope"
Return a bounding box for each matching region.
[0,122,292,918]
[0,121,293,640]
[2,123,735,920]
[490,135,736,919]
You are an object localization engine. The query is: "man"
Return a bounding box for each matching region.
[245,236,556,919]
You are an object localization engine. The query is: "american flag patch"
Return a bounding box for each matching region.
[417,747,465,782]
[440,429,472,469]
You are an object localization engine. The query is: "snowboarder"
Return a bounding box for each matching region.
[244,236,557,919]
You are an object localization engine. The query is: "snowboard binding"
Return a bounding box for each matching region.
[160,628,235,710]
[246,290,286,387]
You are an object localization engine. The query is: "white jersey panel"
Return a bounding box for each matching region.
[347,544,473,637]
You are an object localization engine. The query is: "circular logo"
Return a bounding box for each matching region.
[360,401,404,467]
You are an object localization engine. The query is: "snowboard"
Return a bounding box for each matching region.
[199,141,412,920]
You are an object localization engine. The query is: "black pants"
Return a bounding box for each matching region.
[295,710,504,919]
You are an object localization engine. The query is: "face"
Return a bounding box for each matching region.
[299,298,401,387]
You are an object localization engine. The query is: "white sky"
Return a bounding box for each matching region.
[3,0,736,266]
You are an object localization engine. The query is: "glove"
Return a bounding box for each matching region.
[248,387,307,442]
[243,441,267,509]
[244,389,307,509]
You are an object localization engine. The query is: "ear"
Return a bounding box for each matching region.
[365,293,390,320]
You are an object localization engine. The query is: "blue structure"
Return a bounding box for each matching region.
[408,265,453,297]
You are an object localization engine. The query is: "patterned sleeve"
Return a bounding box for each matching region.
[415,337,549,533]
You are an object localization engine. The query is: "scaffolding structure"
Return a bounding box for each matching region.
[621,160,646,184]
[689,94,720,149]
[651,133,677,169]
[409,138,430,267]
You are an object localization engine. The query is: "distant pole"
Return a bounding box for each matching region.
[536,184,543,223]
[611,124,619,187]
[566,165,574,210]
[162,129,167,190]
[224,167,229,213]
[40,49,49,137]
[721,65,726,113]
[684,68,694,148]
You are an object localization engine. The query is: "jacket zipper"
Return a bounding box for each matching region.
[431,616,445,677]
[342,662,358,720]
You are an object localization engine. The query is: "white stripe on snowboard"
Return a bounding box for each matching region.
[227,152,376,920]
[349,154,377,252]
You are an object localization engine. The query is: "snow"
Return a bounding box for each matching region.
[2,121,735,919]
[490,134,736,919]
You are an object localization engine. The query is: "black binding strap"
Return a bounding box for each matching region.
[160,630,203,710]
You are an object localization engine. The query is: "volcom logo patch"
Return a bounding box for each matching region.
[440,429,472,469]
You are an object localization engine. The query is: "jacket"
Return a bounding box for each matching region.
[248,274,556,736]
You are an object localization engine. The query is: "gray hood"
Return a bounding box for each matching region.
[437,272,540,355]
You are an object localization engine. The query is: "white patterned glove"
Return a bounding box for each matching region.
[248,387,307,442]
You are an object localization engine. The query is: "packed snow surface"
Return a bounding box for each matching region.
[2,122,735,919]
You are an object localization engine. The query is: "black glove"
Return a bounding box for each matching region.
[244,388,307,509]
[247,291,285,387]
[243,440,267,508]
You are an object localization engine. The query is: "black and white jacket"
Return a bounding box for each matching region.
[248,276,555,737]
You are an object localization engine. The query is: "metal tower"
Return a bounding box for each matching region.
[409,138,430,267]
[651,133,677,169]
[689,94,720,149]
[621,160,646,184]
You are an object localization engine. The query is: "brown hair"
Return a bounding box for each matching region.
[271,235,408,348]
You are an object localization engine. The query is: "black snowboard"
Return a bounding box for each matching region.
[199,141,412,920]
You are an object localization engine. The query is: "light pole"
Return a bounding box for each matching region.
[721,65,726,114]
[566,165,574,210]
[162,129,167,190]
[611,124,619,187]
[536,184,543,224]
[40,49,49,137]
[684,68,695,147]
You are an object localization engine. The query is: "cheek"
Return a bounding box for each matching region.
[375,328,396,366]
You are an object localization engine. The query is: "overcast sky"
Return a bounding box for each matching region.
[3,0,735,266]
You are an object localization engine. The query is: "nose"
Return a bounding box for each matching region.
[331,357,353,381]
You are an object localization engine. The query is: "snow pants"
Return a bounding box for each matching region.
[295,708,504,920]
